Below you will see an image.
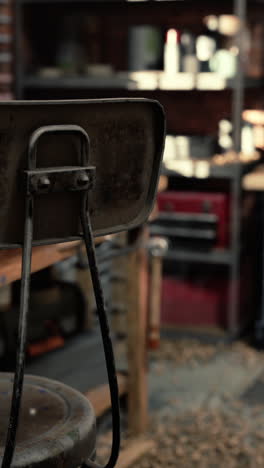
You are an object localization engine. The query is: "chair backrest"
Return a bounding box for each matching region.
[0,98,165,247]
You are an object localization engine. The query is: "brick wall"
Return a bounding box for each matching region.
[0,0,13,99]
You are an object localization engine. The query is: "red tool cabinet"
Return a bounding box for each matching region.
[157,191,230,248]
[161,275,227,327]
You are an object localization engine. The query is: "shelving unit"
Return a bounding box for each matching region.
[164,249,232,265]
[22,75,136,90]
[13,0,263,334]
[163,157,261,179]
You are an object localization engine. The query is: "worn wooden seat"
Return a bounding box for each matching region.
[0,374,96,468]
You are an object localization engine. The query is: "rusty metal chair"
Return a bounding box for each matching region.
[0,99,165,468]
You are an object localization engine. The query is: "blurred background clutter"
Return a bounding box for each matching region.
[3,0,264,466]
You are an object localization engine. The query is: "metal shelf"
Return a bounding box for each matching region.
[162,159,260,181]
[157,212,218,223]
[17,0,179,3]
[162,166,236,180]
[164,248,232,265]
[16,0,233,7]
[22,75,136,90]
[22,75,228,92]
[14,0,249,335]
[21,75,264,92]
[150,225,216,240]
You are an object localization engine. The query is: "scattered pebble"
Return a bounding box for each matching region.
[97,338,264,467]
[130,405,264,468]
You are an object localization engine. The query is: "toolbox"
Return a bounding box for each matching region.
[155,191,230,249]
[161,274,227,327]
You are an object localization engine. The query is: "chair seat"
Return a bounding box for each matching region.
[0,373,96,468]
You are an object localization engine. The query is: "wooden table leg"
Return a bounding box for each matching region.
[126,226,149,435]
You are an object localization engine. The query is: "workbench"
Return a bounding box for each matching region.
[0,242,81,287]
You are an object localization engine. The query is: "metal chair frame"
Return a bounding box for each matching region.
[1,125,120,468]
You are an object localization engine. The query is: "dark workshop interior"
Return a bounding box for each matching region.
[2,0,264,467]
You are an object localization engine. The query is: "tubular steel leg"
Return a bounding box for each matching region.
[1,195,34,468]
[80,194,120,468]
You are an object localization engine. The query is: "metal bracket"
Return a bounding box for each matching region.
[24,166,96,195]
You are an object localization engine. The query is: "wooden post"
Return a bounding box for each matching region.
[147,237,168,349]
[110,232,128,337]
[148,254,162,350]
[126,226,149,435]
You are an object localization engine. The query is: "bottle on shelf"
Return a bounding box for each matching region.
[196,34,216,72]
[241,123,255,156]
[128,25,163,71]
[181,31,199,74]
[164,28,180,75]
[55,15,85,75]
[218,119,233,154]
[161,28,195,90]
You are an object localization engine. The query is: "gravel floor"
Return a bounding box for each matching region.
[131,404,264,468]
[97,338,264,468]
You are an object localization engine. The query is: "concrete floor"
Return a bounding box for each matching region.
[26,329,107,392]
[25,330,264,415]
[96,337,264,467]
[148,341,264,418]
